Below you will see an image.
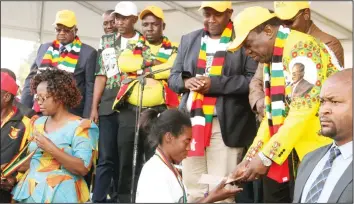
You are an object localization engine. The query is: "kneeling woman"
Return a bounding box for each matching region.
[136,109,242,203]
[12,69,98,203]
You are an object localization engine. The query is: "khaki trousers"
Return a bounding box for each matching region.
[182,118,244,203]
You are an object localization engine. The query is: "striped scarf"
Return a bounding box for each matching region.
[39,36,82,73]
[187,21,233,157]
[264,25,291,183]
[132,35,178,68]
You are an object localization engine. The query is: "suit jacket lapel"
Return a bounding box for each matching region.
[294,145,332,202]
[327,161,353,203]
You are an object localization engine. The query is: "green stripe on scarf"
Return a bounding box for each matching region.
[188,21,234,157]
[263,25,291,183]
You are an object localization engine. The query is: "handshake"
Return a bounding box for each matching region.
[227,154,271,183]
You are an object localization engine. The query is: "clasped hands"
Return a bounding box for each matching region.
[184,76,211,94]
[228,154,271,183]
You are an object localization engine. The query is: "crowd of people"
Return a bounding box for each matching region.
[0,1,352,203]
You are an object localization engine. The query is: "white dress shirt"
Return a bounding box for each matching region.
[301,141,353,203]
[59,43,72,53]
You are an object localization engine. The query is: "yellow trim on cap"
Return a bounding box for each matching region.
[139,6,165,21]
[199,1,232,13]
[274,1,310,20]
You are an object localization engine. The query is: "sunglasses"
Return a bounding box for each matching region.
[54,27,75,34]
[34,94,52,103]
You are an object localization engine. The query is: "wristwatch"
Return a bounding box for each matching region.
[258,152,272,167]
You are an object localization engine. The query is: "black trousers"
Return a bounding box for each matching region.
[0,189,12,203]
[262,151,299,203]
[92,112,119,202]
[235,116,264,203]
[116,106,144,203]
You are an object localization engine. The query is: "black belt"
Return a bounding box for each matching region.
[125,103,167,113]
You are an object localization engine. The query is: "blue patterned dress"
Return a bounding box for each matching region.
[12,116,99,203]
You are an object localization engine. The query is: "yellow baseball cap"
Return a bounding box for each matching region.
[139,5,164,21]
[53,10,77,28]
[228,6,276,52]
[199,1,232,12]
[274,1,310,20]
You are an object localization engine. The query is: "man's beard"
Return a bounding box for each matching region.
[319,127,337,139]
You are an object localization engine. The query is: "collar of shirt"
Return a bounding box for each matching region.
[292,78,303,87]
[59,43,72,52]
[333,141,353,160]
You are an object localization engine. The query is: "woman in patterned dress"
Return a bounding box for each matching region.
[12,68,98,203]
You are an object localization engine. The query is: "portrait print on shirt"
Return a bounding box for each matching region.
[285,56,317,104]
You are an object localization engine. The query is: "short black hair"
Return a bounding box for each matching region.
[103,9,114,16]
[30,68,82,109]
[252,9,283,33]
[1,68,16,81]
[139,109,192,147]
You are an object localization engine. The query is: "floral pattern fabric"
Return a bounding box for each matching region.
[11,116,99,203]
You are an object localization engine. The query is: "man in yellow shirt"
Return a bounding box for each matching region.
[249,1,344,122]
[228,6,342,202]
[112,5,179,201]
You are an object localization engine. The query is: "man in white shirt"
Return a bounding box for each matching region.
[293,68,353,203]
[91,1,141,203]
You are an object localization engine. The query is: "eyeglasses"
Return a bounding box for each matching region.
[54,27,75,34]
[283,10,304,26]
[34,94,52,103]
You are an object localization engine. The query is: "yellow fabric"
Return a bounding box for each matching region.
[199,1,232,12]
[139,5,165,20]
[1,109,15,128]
[127,79,165,106]
[245,30,338,165]
[228,7,276,52]
[148,42,179,79]
[274,1,310,20]
[16,115,38,182]
[120,41,179,107]
[118,49,144,73]
[53,10,77,27]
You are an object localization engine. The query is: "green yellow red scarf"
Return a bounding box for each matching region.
[263,25,291,183]
[187,21,233,157]
[132,35,178,68]
[40,36,82,72]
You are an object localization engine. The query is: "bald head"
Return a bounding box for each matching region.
[319,68,352,145]
[326,68,352,86]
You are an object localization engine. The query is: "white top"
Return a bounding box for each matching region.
[205,36,220,76]
[120,32,139,50]
[301,141,353,203]
[185,36,220,116]
[136,154,187,203]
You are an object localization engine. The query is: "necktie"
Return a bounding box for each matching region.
[60,46,67,54]
[305,146,341,203]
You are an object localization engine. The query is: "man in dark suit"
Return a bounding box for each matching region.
[21,10,97,118]
[293,68,352,203]
[168,1,257,202]
[291,62,314,98]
